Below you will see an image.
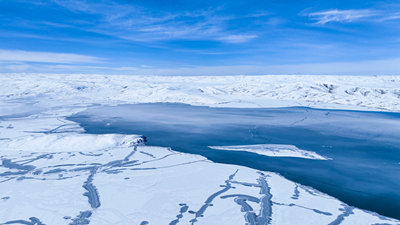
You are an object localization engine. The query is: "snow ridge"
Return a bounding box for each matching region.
[1,73,400,112]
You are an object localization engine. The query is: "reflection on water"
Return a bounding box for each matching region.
[68,103,400,219]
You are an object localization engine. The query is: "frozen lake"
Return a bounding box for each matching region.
[68,103,400,220]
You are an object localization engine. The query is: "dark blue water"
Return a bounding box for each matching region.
[67,103,400,219]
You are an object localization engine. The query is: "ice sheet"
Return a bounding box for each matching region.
[1,73,400,224]
[1,74,399,112]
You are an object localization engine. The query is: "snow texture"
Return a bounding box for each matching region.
[1,74,400,112]
[0,133,145,152]
[0,73,399,224]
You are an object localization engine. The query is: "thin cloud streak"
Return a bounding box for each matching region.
[0,63,128,72]
[0,49,103,64]
[377,13,400,22]
[217,35,258,43]
[307,9,377,24]
[306,8,400,24]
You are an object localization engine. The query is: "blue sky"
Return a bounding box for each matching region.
[1,0,400,75]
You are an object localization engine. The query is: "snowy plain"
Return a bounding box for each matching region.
[0,73,400,225]
[1,73,400,112]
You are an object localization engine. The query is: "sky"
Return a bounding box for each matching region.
[1,0,400,75]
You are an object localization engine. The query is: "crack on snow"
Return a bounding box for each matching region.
[273,202,332,216]
[129,160,208,171]
[1,217,45,225]
[123,146,137,161]
[168,203,189,225]
[291,184,300,200]
[1,159,36,171]
[327,204,354,225]
[0,171,28,177]
[139,151,156,159]
[78,152,103,157]
[82,168,101,209]
[220,194,260,225]
[189,169,238,224]
[42,168,67,175]
[14,154,53,165]
[68,211,92,225]
[257,173,273,225]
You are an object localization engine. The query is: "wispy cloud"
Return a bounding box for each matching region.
[0,62,134,73]
[307,9,377,24]
[0,49,103,64]
[377,13,400,22]
[306,8,400,24]
[49,0,261,43]
[217,35,257,43]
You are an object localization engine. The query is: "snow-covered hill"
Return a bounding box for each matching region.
[1,73,400,112]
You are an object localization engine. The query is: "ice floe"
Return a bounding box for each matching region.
[208,144,329,160]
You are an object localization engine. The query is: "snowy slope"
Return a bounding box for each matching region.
[1,73,400,112]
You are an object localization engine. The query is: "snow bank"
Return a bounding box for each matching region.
[209,144,329,160]
[0,133,145,152]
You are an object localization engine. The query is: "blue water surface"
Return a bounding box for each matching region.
[67,103,400,219]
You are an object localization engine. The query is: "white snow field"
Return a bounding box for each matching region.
[0,73,400,225]
[1,73,400,112]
